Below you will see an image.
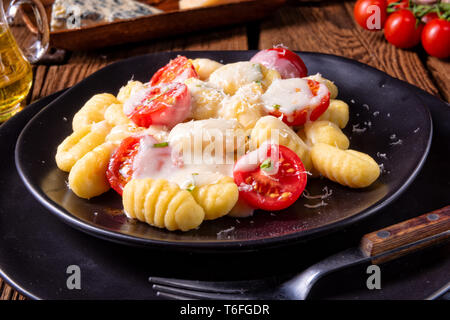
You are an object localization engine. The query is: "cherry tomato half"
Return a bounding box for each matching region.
[354,0,388,31]
[106,136,142,195]
[384,9,423,48]
[266,79,330,126]
[421,19,450,59]
[233,144,307,211]
[250,47,308,78]
[106,135,173,195]
[126,82,191,128]
[150,56,198,86]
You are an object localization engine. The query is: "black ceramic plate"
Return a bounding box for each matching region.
[15,51,432,251]
[2,89,449,300]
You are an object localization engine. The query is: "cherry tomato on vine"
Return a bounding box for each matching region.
[354,0,388,31]
[421,19,450,58]
[250,47,308,78]
[233,144,307,211]
[387,0,409,11]
[384,9,423,48]
[421,12,438,25]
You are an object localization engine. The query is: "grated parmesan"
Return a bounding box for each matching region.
[303,186,333,200]
[304,200,328,209]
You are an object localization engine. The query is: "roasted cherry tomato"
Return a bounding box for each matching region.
[354,0,388,31]
[265,79,330,126]
[106,136,142,195]
[421,19,450,59]
[233,144,307,211]
[126,82,191,128]
[150,56,198,86]
[250,47,308,78]
[384,9,423,48]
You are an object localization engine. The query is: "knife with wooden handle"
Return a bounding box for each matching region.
[360,205,450,264]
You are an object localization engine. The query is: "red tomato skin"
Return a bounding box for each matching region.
[384,9,423,48]
[106,136,141,195]
[268,80,330,126]
[250,48,308,78]
[233,145,307,211]
[150,56,198,86]
[421,19,450,59]
[387,0,408,10]
[128,83,191,129]
[354,0,388,31]
[421,12,438,25]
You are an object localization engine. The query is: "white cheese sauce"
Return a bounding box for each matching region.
[262,78,328,117]
[131,135,234,190]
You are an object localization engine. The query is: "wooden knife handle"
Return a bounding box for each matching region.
[360,205,450,264]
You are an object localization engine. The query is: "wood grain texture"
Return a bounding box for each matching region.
[426,57,450,102]
[21,0,283,50]
[258,1,442,98]
[360,206,450,264]
[31,26,248,101]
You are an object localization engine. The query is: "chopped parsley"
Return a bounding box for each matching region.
[153,142,169,148]
[273,104,281,110]
[260,158,272,171]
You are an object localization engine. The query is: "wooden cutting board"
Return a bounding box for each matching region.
[21,0,286,50]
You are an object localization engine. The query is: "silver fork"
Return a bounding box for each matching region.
[150,206,450,299]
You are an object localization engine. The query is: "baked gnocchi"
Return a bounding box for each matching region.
[55,49,381,232]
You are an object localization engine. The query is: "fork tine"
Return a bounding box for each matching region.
[156,291,197,300]
[152,284,251,300]
[149,276,251,294]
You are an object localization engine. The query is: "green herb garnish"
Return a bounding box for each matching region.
[273,104,281,110]
[186,184,196,192]
[153,142,169,148]
[260,158,272,171]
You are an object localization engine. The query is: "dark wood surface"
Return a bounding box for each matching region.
[1,0,449,300]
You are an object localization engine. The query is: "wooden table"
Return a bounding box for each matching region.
[1,0,448,300]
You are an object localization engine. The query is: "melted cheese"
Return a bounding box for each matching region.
[262,78,328,117]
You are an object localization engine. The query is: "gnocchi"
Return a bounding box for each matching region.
[104,103,131,127]
[316,99,349,129]
[251,116,313,171]
[209,61,280,95]
[68,142,116,199]
[192,58,223,80]
[219,82,266,131]
[191,176,239,220]
[185,78,225,120]
[304,120,350,150]
[311,143,380,188]
[72,93,118,131]
[123,178,205,231]
[54,50,381,233]
[56,121,111,172]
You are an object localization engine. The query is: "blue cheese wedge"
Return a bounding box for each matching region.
[51,0,163,31]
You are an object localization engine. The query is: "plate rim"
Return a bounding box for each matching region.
[14,51,433,251]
